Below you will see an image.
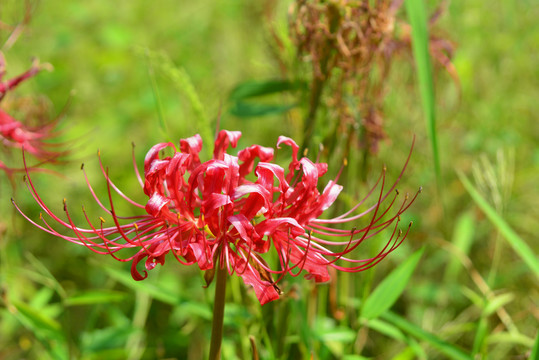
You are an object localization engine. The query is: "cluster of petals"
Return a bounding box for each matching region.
[1,53,63,175]
[15,130,419,305]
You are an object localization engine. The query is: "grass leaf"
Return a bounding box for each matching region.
[64,290,127,306]
[102,265,180,305]
[364,318,427,359]
[230,102,295,118]
[530,331,539,360]
[487,332,534,348]
[444,211,475,281]
[361,247,425,320]
[229,79,299,100]
[81,326,137,354]
[11,300,61,334]
[382,311,472,360]
[484,292,515,316]
[405,0,441,188]
[457,171,539,277]
[11,301,68,360]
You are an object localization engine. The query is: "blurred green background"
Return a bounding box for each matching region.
[1,1,538,359]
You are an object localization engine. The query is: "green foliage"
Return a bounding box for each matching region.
[382,311,472,360]
[361,247,424,320]
[229,80,299,101]
[1,0,537,359]
[444,211,475,281]
[530,331,539,360]
[457,171,539,277]
[64,290,128,306]
[228,79,299,118]
[405,0,441,189]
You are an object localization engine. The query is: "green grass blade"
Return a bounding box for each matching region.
[25,252,67,299]
[471,316,488,357]
[364,318,427,359]
[457,171,539,277]
[529,331,538,360]
[484,292,515,317]
[11,301,68,360]
[405,0,441,188]
[102,265,180,305]
[11,300,62,334]
[229,102,295,118]
[444,211,475,281]
[64,290,127,306]
[364,318,406,342]
[487,332,534,348]
[361,247,425,320]
[229,79,298,100]
[228,79,299,118]
[382,311,472,360]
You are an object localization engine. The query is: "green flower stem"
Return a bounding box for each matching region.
[209,261,228,360]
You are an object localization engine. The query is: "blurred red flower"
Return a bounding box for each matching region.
[1,54,64,176]
[14,130,419,305]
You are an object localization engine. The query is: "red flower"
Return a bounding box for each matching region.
[14,130,419,305]
[1,54,64,175]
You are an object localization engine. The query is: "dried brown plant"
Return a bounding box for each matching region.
[282,0,456,156]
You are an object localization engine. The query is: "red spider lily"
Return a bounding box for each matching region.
[1,54,65,170]
[13,130,420,305]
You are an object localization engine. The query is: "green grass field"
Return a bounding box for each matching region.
[1,1,537,359]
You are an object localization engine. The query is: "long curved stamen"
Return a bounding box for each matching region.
[132,142,144,188]
[97,152,145,209]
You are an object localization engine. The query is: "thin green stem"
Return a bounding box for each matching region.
[209,260,228,360]
[302,75,326,150]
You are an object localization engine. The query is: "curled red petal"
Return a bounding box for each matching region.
[255,162,289,195]
[180,134,203,169]
[145,193,170,217]
[189,240,213,270]
[238,144,274,179]
[144,142,175,174]
[213,130,241,160]
[290,245,330,282]
[276,135,300,179]
[298,158,319,188]
[297,180,343,224]
[256,217,305,238]
[233,183,271,219]
[235,257,280,305]
[314,162,328,177]
[202,193,232,218]
[131,251,149,281]
[131,243,168,280]
[228,214,260,244]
